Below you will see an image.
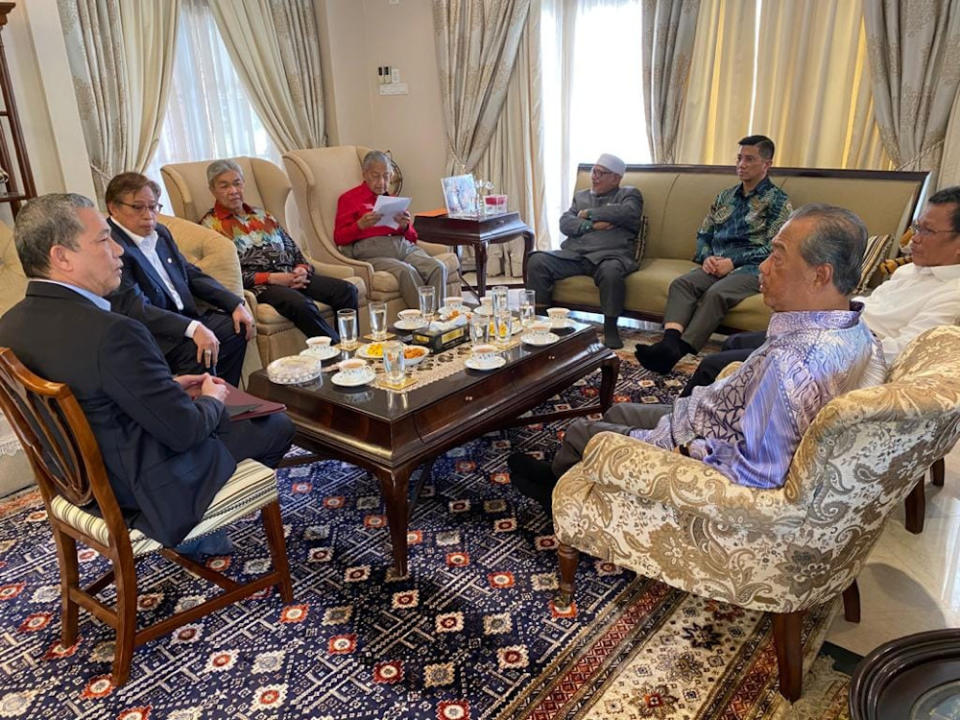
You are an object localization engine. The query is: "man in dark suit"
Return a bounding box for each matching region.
[105,172,255,386]
[0,193,294,550]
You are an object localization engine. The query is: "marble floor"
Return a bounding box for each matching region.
[825,447,960,656]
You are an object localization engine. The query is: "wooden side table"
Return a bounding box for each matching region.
[414,212,534,298]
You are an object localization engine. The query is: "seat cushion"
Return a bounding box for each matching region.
[255,300,333,329]
[551,258,772,332]
[49,459,277,556]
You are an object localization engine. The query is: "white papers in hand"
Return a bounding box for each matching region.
[373,195,412,229]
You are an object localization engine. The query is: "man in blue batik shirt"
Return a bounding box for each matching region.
[509,204,886,514]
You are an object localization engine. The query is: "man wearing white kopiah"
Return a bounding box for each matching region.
[525,153,643,349]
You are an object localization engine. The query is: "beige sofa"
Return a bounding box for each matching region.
[0,220,33,496]
[282,146,461,321]
[546,165,928,332]
[162,157,368,363]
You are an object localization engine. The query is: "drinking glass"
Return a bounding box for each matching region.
[337,309,358,350]
[495,311,513,346]
[418,286,437,323]
[491,286,509,317]
[382,341,406,385]
[369,301,387,340]
[520,289,536,327]
[470,314,490,347]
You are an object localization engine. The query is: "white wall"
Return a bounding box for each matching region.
[318,0,449,211]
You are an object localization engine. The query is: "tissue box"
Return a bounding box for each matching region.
[410,316,469,352]
[483,194,508,216]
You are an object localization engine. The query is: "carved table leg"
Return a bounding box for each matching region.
[375,467,411,578]
[599,353,621,413]
[475,241,488,298]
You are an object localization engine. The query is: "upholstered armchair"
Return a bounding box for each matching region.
[161,157,368,363]
[553,325,960,701]
[282,146,461,319]
[0,220,32,497]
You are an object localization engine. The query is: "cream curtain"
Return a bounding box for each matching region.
[209,0,325,152]
[641,0,701,163]
[433,0,532,174]
[863,0,960,181]
[678,0,890,169]
[58,0,179,203]
[939,88,960,189]
[475,2,550,275]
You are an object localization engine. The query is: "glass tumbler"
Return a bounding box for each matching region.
[382,341,406,385]
[495,312,513,346]
[520,289,536,327]
[470,314,490,347]
[491,285,509,317]
[418,286,437,323]
[337,309,358,350]
[369,301,387,340]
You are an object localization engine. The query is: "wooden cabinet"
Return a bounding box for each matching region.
[0,3,35,216]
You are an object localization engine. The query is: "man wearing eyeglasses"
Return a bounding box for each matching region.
[105,172,255,386]
[526,153,643,348]
[679,186,960,395]
[635,135,791,373]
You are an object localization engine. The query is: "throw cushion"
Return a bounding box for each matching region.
[854,234,893,295]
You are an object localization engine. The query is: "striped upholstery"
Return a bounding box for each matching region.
[855,234,894,294]
[49,459,278,557]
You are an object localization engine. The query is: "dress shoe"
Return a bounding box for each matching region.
[507,452,557,514]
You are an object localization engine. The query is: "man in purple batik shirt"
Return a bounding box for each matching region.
[509,204,886,515]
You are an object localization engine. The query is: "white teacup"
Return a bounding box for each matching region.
[398,309,423,322]
[528,320,552,337]
[446,296,464,309]
[306,336,332,349]
[339,358,369,379]
[471,343,499,362]
[546,307,570,328]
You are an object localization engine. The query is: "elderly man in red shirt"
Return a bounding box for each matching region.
[334,150,447,306]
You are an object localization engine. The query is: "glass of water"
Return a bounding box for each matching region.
[418,286,437,323]
[337,309,358,350]
[470,313,490,347]
[369,301,387,340]
[491,286,509,317]
[520,289,536,327]
[382,341,406,385]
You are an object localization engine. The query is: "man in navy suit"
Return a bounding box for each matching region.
[105,172,255,386]
[0,194,294,548]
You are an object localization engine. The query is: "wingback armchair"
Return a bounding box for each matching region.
[552,325,960,701]
[282,146,461,319]
[161,157,368,362]
[0,219,32,497]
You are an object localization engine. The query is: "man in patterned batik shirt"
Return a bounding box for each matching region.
[509,205,885,515]
[201,159,358,342]
[636,135,792,373]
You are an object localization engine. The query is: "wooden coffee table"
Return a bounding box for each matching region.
[247,321,619,576]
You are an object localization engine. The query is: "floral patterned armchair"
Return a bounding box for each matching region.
[552,325,960,700]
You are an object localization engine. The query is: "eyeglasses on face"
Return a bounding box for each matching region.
[911,221,957,237]
[116,201,163,214]
[591,167,614,178]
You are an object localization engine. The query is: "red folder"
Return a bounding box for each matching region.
[222,383,286,422]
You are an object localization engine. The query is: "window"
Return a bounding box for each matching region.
[540,0,649,245]
[145,0,280,210]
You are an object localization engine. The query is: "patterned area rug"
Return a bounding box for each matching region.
[0,330,850,719]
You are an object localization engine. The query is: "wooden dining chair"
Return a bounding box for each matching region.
[0,347,293,685]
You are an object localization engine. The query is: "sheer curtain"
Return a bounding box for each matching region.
[145,0,280,208]
[541,0,650,248]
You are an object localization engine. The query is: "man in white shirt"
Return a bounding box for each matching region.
[105,172,255,386]
[680,186,960,395]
